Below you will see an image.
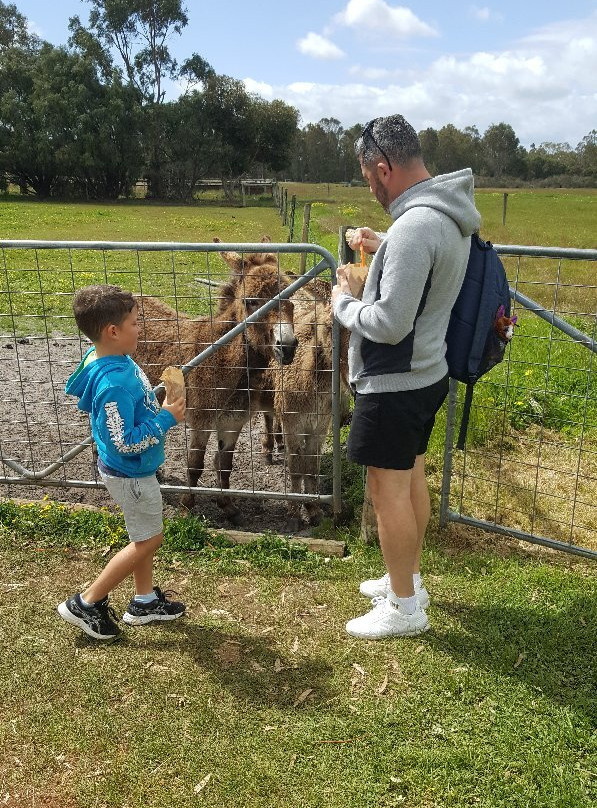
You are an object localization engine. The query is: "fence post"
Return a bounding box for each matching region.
[241,181,246,208]
[502,192,508,226]
[287,194,296,242]
[282,189,288,225]
[439,378,459,527]
[299,203,312,274]
[338,225,379,545]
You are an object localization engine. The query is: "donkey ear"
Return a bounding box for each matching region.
[218,248,244,272]
[496,304,505,319]
[261,235,272,243]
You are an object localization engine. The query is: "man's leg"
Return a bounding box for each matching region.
[367,465,417,598]
[410,454,430,575]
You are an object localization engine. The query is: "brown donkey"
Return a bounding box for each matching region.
[133,244,297,523]
[210,276,351,533]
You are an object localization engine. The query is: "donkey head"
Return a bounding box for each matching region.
[217,238,297,365]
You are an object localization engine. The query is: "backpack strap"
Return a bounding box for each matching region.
[456,383,475,450]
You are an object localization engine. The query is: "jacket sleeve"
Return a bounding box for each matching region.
[334,213,438,345]
[94,386,177,457]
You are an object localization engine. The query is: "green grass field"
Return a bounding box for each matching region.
[0,188,595,807]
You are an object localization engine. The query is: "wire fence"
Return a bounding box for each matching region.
[440,245,597,559]
[0,241,342,535]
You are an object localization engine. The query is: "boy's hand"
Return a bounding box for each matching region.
[347,227,381,254]
[162,395,186,423]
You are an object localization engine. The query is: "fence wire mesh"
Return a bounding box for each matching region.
[441,245,597,558]
[0,241,342,535]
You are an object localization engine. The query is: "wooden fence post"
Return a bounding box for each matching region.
[287,194,296,242]
[502,192,508,226]
[339,225,379,545]
[360,476,379,545]
[282,189,288,225]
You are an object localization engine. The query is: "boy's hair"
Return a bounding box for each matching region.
[355,114,421,168]
[73,285,137,342]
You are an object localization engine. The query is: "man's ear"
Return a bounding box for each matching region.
[376,161,392,184]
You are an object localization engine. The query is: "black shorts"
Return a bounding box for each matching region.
[347,375,449,470]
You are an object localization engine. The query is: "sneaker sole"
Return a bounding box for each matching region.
[57,602,121,641]
[121,610,185,626]
[359,584,430,610]
[345,621,430,640]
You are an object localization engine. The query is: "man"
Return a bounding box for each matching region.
[332,114,481,639]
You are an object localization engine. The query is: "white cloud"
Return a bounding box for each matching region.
[469,6,503,23]
[250,11,597,147]
[335,0,437,39]
[296,32,345,60]
[243,78,274,99]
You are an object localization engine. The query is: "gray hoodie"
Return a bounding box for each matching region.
[334,168,481,393]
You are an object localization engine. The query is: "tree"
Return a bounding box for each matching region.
[0,1,40,52]
[482,123,524,178]
[0,43,144,198]
[68,1,212,197]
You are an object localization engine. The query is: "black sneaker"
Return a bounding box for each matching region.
[122,587,186,626]
[57,593,122,641]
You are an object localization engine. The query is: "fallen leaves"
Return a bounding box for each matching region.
[193,773,212,794]
[293,688,314,707]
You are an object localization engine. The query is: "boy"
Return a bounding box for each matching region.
[57,285,186,641]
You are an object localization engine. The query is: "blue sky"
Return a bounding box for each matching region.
[14,0,597,148]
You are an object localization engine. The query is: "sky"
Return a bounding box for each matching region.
[14,0,597,148]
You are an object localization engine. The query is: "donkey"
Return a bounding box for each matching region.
[210,275,351,532]
[133,243,297,523]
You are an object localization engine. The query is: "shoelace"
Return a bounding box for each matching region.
[154,587,180,603]
[96,601,120,623]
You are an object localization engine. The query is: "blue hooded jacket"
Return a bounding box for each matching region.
[65,349,177,477]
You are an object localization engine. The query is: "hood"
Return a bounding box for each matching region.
[389,168,481,237]
[65,352,130,413]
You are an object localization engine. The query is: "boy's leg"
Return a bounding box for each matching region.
[82,533,163,605]
[133,535,163,596]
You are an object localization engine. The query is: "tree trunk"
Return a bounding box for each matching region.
[360,472,379,545]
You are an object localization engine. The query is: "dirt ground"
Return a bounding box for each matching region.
[0,333,330,535]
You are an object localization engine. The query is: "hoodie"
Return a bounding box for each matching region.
[65,349,177,477]
[334,168,482,393]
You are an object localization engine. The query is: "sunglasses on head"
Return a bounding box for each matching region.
[361,119,392,171]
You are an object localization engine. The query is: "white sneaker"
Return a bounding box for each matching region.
[359,572,430,609]
[345,597,430,639]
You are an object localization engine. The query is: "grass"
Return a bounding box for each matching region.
[0,187,595,804]
[0,508,595,807]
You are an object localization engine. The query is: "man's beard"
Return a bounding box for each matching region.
[371,176,390,212]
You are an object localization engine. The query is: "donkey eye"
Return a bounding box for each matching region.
[245,298,261,313]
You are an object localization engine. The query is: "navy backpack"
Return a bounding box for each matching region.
[445,233,513,449]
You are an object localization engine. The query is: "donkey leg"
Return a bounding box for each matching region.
[214,412,246,526]
[274,415,285,454]
[261,411,275,465]
[282,425,305,534]
[181,426,209,509]
[303,428,325,526]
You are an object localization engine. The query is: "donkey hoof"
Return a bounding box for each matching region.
[283,517,302,535]
[307,510,324,527]
[180,492,195,510]
[227,509,244,527]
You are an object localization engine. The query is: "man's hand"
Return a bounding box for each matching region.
[347,226,381,255]
[332,264,352,306]
[162,394,186,423]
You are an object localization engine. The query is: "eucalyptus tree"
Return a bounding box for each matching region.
[68,0,211,196]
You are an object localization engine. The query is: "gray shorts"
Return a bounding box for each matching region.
[99,472,163,542]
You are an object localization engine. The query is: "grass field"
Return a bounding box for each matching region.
[0,187,596,807]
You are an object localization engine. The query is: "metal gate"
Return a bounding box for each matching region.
[0,241,342,527]
[440,245,597,560]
